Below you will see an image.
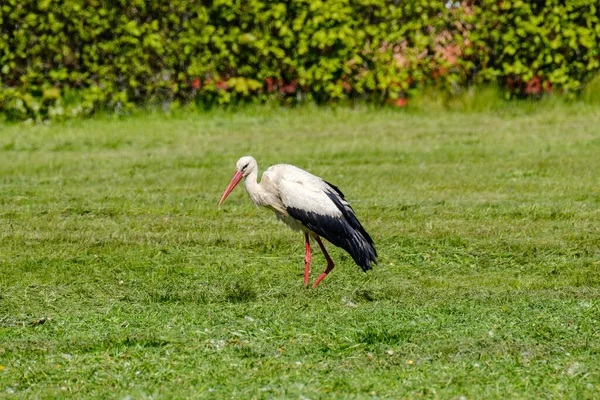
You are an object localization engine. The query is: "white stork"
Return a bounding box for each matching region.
[218,156,377,288]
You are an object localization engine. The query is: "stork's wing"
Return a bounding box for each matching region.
[277,172,377,271]
[279,174,343,219]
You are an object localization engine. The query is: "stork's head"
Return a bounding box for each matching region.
[218,156,257,207]
[235,155,257,177]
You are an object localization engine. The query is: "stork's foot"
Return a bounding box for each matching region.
[311,261,334,288]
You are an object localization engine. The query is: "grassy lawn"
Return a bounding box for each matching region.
[1,104,599,398]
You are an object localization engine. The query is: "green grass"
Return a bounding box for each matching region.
[1,104,599,398]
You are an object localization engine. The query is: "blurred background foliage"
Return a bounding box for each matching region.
[0,0,599,121]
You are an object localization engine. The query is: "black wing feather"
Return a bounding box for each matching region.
[286,184,377,272]
[323,180,345,198]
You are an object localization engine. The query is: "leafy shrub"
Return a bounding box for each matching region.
[0,0,467,120]
[0,0,599,121]
[466,0,600,98]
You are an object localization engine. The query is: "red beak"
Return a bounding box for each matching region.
[218,171,243,207]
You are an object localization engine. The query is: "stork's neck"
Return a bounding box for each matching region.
[243,169,267,207]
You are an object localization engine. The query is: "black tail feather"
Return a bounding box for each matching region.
[342,227,377,272]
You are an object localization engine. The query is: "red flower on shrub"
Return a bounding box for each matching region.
[395,98,408,107]
[432,67,447,79]
[279,80,297,94]
[191,78,200,89]
[265,77,274,93]
[524,76,541,95]
[215,80,228,90]
[341,79,352,93]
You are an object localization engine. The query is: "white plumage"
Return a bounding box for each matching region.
[219,156,377,288]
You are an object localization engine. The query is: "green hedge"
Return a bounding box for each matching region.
[1,0,599,120]
[468,0,600,96]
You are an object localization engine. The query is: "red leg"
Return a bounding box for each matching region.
[303,233,311,287]
[312,237,335,288]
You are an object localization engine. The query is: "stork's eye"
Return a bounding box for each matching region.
[241,163,249,171]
